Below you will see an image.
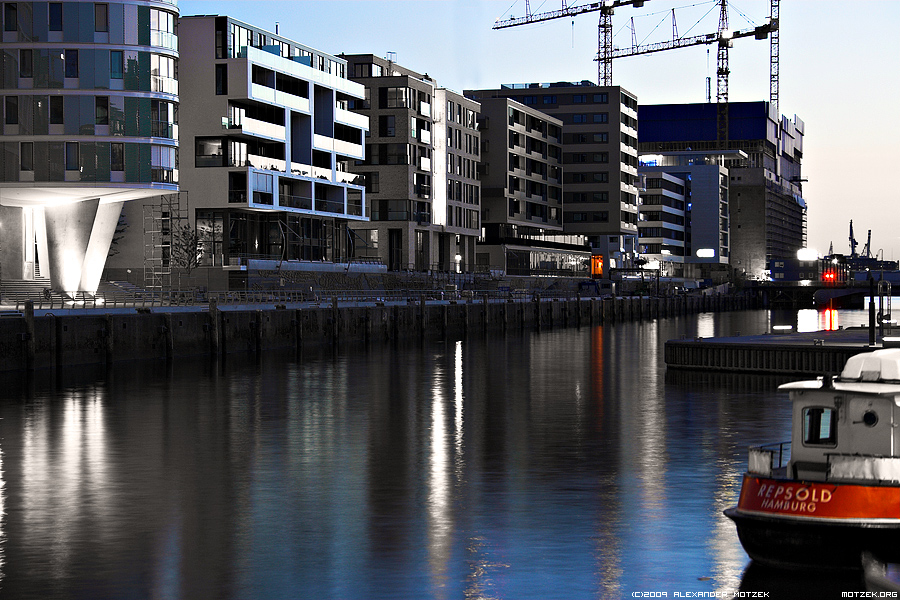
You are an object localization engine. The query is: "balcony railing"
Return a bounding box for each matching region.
[315,198,345,214]
[228,190,247,203]
[280,194,313,210]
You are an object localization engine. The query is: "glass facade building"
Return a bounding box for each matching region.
[0,0,179,294]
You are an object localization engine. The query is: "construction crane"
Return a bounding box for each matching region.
[862,229,873,259]
[493,0,779,148]
[493,0,648,87]
[849,220,858,258]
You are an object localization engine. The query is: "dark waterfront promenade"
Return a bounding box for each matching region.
[0,290,753,371]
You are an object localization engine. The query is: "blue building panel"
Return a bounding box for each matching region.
[639,102,769,144]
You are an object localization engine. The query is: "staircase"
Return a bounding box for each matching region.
[0,278,132,307]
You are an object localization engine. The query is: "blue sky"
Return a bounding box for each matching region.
[178,0,900,260]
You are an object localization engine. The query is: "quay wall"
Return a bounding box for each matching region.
[0,294,753,371]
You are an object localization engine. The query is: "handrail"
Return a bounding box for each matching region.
[12,286,607,311]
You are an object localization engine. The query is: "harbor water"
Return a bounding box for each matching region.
[0,309,870,598]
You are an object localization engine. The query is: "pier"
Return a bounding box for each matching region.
[665,327,883,376]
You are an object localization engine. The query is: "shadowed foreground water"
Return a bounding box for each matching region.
[0,310,867,598]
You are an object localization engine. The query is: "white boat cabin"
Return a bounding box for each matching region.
[780,349,900,483]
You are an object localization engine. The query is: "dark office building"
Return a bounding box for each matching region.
[466,82,640,270]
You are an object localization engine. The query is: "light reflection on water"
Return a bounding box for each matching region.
[0,310,868,598]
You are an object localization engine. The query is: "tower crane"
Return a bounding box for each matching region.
[493,0,779,148]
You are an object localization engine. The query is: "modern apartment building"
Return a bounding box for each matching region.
[475,97,588,277]
[639,101,806,280]
[466,82,640,271]
[0,0,179,295]
[107,15,369,290]
[342,54,480,273]
[638,150,738,280]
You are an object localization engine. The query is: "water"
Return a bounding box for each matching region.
[0,310,868,599]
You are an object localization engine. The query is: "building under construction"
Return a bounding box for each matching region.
[639,101,805,280]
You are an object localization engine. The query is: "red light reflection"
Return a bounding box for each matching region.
[820,308,839,331]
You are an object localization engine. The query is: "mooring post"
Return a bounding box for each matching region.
[24,300,35,371]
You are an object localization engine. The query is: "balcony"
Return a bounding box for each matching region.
[247,154,286,172]
[279,194,313,210]
[250,82,310,112]
[419,102,431,117]
[335,107,369,130]
[415,183,431,199]
[313,134,364,159]
[240,116,286,140]
[315,198,345,215]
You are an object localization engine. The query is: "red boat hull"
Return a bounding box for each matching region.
[726,474,900,569]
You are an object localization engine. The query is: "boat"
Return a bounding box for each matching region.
[725,348,900,569]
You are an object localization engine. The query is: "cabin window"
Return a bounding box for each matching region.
[803,407,837,447]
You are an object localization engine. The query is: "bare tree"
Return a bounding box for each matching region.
[169,222,202,288]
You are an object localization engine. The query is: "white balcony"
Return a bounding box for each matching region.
[313,134,363,160]
[419,129,431,145]
[247,154,286,172]
[250,83,310,112]
[240,116,286,140]
[335,107,369,130]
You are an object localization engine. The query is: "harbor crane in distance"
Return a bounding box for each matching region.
[492,0,780,149]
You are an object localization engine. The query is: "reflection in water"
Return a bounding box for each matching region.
[798,308,841,333]
[0,310,869,598]
[0,440,4,586]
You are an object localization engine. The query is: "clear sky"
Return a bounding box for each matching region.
[178,0,900,261]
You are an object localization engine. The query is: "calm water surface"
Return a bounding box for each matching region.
[0,310,868,598]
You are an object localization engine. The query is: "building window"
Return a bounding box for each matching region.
[803,407,837,447]
[49,3,62,31]
[593,113,609,124]
[111,143,124,171]
[110,50,123,79]
[215,64,227,95]
[195,137,224,167]
[4,3,16,32]
[19,49,32,78]
[593,93,609,103]
[64,49,78,78]
[542,95,557,105]
[50,95,64,124]
[95,96,109,125]
[20,142,33,171]
[5,96,17,125]
[65,142,80,171]
[379,115,395,137]
[94,3,108,32]
[572,114,587,124]
[364,172,379,194]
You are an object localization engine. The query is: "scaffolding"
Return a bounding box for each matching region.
[143,193,186,290]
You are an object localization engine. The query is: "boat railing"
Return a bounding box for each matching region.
[748,441,791,476]
[826,453,900,484]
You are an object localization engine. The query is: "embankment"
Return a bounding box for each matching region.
[0,293,754,371]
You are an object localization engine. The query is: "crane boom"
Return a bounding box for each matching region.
[492,0,645,30]
[493,0,647,85]
[605,22,774,59]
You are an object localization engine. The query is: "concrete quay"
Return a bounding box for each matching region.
[665,327,883,376]
[0,292,753,372]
